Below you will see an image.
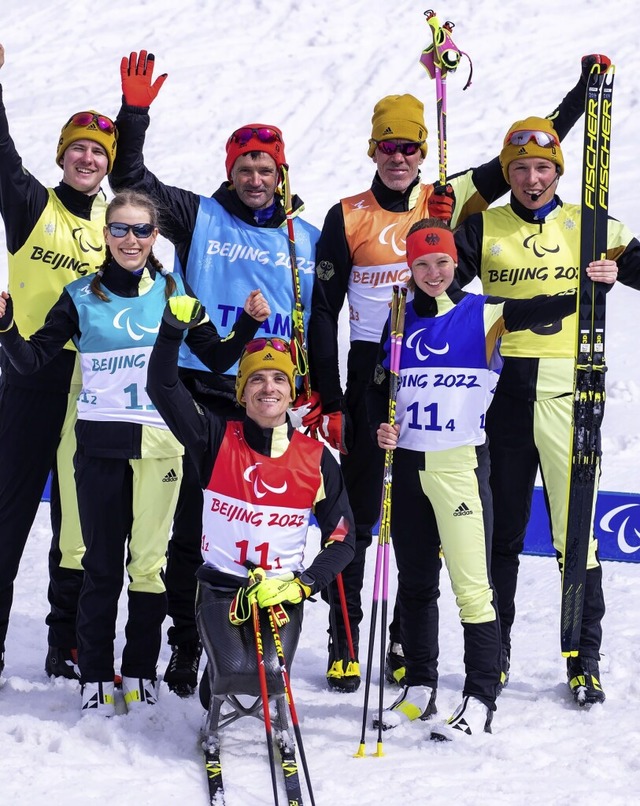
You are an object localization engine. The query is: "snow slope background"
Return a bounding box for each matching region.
[1,1,639,803]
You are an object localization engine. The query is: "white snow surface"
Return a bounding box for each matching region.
[1,1,639,804]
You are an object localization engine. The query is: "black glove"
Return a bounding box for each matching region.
[162,295,205,330]
[428,182,456,224]
[0,293,14,331]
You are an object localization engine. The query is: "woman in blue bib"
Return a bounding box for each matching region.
[367,217,587,740]
[0,189,268,715]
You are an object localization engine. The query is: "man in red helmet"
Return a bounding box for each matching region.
[109,51,319,697]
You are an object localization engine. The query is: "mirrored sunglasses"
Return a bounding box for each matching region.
[507,129,559,147]
[68,112,116,135]
[229,127,282,147]
[243,337,290,355]
[107,222,155,239]
[376,140,424,156]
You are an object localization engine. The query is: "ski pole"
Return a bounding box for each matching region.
[336,572,358,666]
[266,605,316,806]
[283,165,358,683]
[327,578,357,677]
[249,577,281,805]
[281,164,311,400]
[373,287,406,756]
[419,9,473,185]
[355,286,406,758]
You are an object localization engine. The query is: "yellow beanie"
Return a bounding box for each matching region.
[235,339,298,406]
[367,94,428,158]
[499,116,564,184]
[56,111,118,173]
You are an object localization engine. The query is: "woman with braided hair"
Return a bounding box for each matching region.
[0,189,268,715]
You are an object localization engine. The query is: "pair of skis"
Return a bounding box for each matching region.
[560,62,615,657]
[204,566,314,805]
[203,701,305,806]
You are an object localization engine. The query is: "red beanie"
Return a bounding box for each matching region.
[225,124,287,179]
[406,227,457,268]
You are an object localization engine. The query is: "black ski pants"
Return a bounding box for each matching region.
[486,389,605,659]
[75,453,180,682]
[390,444,501,709]
[0,355,81,654]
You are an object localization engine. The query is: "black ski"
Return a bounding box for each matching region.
[276,729,304,806]
[560,63,614,657]
[203,739,225,805]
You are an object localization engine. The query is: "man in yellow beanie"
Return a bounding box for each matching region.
[56,110,118,173]
[0,42,114,681]
[308,56,608,694]
[146,325,356,720]
[366,94,428,160]
[455,102,640,707]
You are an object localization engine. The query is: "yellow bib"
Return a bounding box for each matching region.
[8,188,107,341]
[480,204,581,359]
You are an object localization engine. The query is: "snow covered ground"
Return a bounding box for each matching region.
[1,0,640,803]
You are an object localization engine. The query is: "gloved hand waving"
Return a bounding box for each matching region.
[120,50,168,107]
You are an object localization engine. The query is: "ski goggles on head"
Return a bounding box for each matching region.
[243,337,290,355]
[228,127,282,147]
[507,129,559,148]
[67,111,116,135]
[106,222,155,239]
[375,140,425,156]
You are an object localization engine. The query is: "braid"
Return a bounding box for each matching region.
[148,251,176,298]
[90,248,112,302]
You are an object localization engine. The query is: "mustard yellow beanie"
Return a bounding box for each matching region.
[367,94,428,158]
[56,111,117,173]
[235,339,297,405]
[499,116,564,184]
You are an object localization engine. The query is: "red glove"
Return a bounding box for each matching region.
[289,390,322,431]
[318,410,350,455]
[120,50,167,107]
[428,183,456,223]
[581,54,611,81]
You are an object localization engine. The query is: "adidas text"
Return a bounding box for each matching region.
[162,469,179,483]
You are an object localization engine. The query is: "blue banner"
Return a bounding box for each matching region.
[524,487,640,563]
[41,474,640,563]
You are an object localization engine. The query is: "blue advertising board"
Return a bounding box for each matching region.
[524,486,640,563]
[41,475,640,564]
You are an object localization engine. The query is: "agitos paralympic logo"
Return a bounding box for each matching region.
[405,328,450,361]
[112,309,160,341]
[599,502,640,556]
[378,223,407,257]
[243,464,287,499]
[29,226,103,276]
